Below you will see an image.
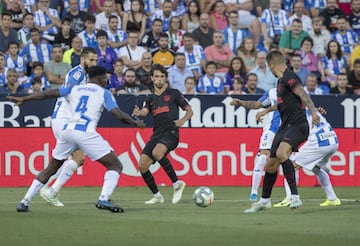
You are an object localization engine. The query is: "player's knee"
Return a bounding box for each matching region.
[275,150,288,163]
[152,151,164,162]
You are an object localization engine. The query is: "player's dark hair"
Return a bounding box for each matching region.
[81,47,97,57]
[266,50,286,65]
[151,64,168,77]
[88,66,107,79]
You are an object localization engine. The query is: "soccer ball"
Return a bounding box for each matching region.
[193,186,214,207]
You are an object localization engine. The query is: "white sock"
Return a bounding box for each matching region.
[22,179,44,204]
[98,170,120,201]
[284,169,299,200]
[44,165,64,187]
[154,192,162,197]
[317,169,337,200]
[251,154,267,195]
[51,159,78,193]
[173,180,180,189]
[259,198,270,203]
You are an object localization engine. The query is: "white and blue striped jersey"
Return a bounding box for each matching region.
[258,88,281,134]
[59,83,118,133]
[19,43,52,64]
[332,30,358,54]
[5,55,27,75]
[223,27,250,55]
[52,65,87,120]
[260,9,290,38]
[34,9,60,36]
[177,45,206,74]
[306,109,338,147]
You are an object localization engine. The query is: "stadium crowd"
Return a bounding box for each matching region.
[0,0,360,95]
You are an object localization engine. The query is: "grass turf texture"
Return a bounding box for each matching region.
[0,187,359,246]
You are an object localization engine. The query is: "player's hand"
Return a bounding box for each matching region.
[230,98,241,106]
[317,106,327,115]
[132,105,141,117]
[311,111,320,125]
[7,96,25,106]
[256,110,266,123]
[134,120,145,128]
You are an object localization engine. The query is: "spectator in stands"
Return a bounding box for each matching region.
[205,31,234,80]
[5,42,27,81]
[228,77,246,95]
[122,0,146,38]
[347,58,360,94]
[237,37,257,72]
[209,0,227,32]
[63,36,82,67]
[62,0,90,15]
[304,73,324,95]
[54,17,76,51]
[172,0,188,17]
[8,0,28,31]
[78,14,98,49]
[96,0,121,32]
[20,28,52,68]
[332,16,358,62]
[249,51,277,91]
[119,30,146,70]
[295,36,322,80]
[166,16,185,52]
[0,69,25,94]
[291,53,309,85]
[181,0,200,33]
[107,15,127,57]
[135,51,153,90]
[200,0,216,14]
[0,54,7,86]
[197,61,224,94]
[177,32,207,80]
[63,0,87,34]
[330,72,354,94]
[168,52,194,93]
[44,44,72,89]
[321,40,347,92]
[28,76,42,94]
[260,0,290,49]
[116,68,151,95]
[183,76,197,95]
[192,13,215,49]
[223,11,250,55]
[279,19,309,59]
[242,72,264,94]
[140,18,163,51]
[289,1,313,33]
[151,33,175,69]
[91,0,115,14]
[24,61,50,92]
[348,0,360,38]
[152,0,175,32]
[311,0,328,17]
[18,12,34,50]
[22,0,37,13]
[319,0,346,33]
[224,0,260,45]
[224,56,247,94]
[308,16,331,58]
[34,0,61,43]
[108,58,125,94]
[95,30,117,76]
[253,0,270,17]
[0,11,18,55]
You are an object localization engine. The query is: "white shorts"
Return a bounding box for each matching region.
[258,130,275,150]
[51,118,68,140]
[238,14,257,28]
[293,141,339,171]
[52,130,113,161]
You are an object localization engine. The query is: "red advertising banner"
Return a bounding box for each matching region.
[0,128,359,187]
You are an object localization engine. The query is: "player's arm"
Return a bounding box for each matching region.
[110,108,145,128]
[7,88,62,105]
[256,104,278,123]
[230,98,262,109]
[175,105,193,127]
[293,86,320,124]
[132,105,150,117]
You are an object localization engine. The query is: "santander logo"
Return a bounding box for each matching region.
[119,132,161,177]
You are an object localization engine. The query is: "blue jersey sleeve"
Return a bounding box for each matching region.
[258,91,270,106]
[103,89,118,111]
[59,86,73,96]
[66,68,85,87]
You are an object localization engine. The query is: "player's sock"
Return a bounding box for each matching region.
[98,170,120,201]
[284,169,299,200]
[317,169,337,200]
[261,171,277,198]
[159,157,178,183]
[141,170,159,194]
[51,159,78,193]
[22,179,44,204]
[282,159,298,195]
[251,154,267,195]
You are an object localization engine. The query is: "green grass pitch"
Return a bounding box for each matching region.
[0,186,359,246]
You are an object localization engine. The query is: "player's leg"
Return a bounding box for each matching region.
[316,168,341,206]
[249,150,269,201]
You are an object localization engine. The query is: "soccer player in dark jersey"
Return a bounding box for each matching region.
[132,64,193,204]
[245,50,320,213]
